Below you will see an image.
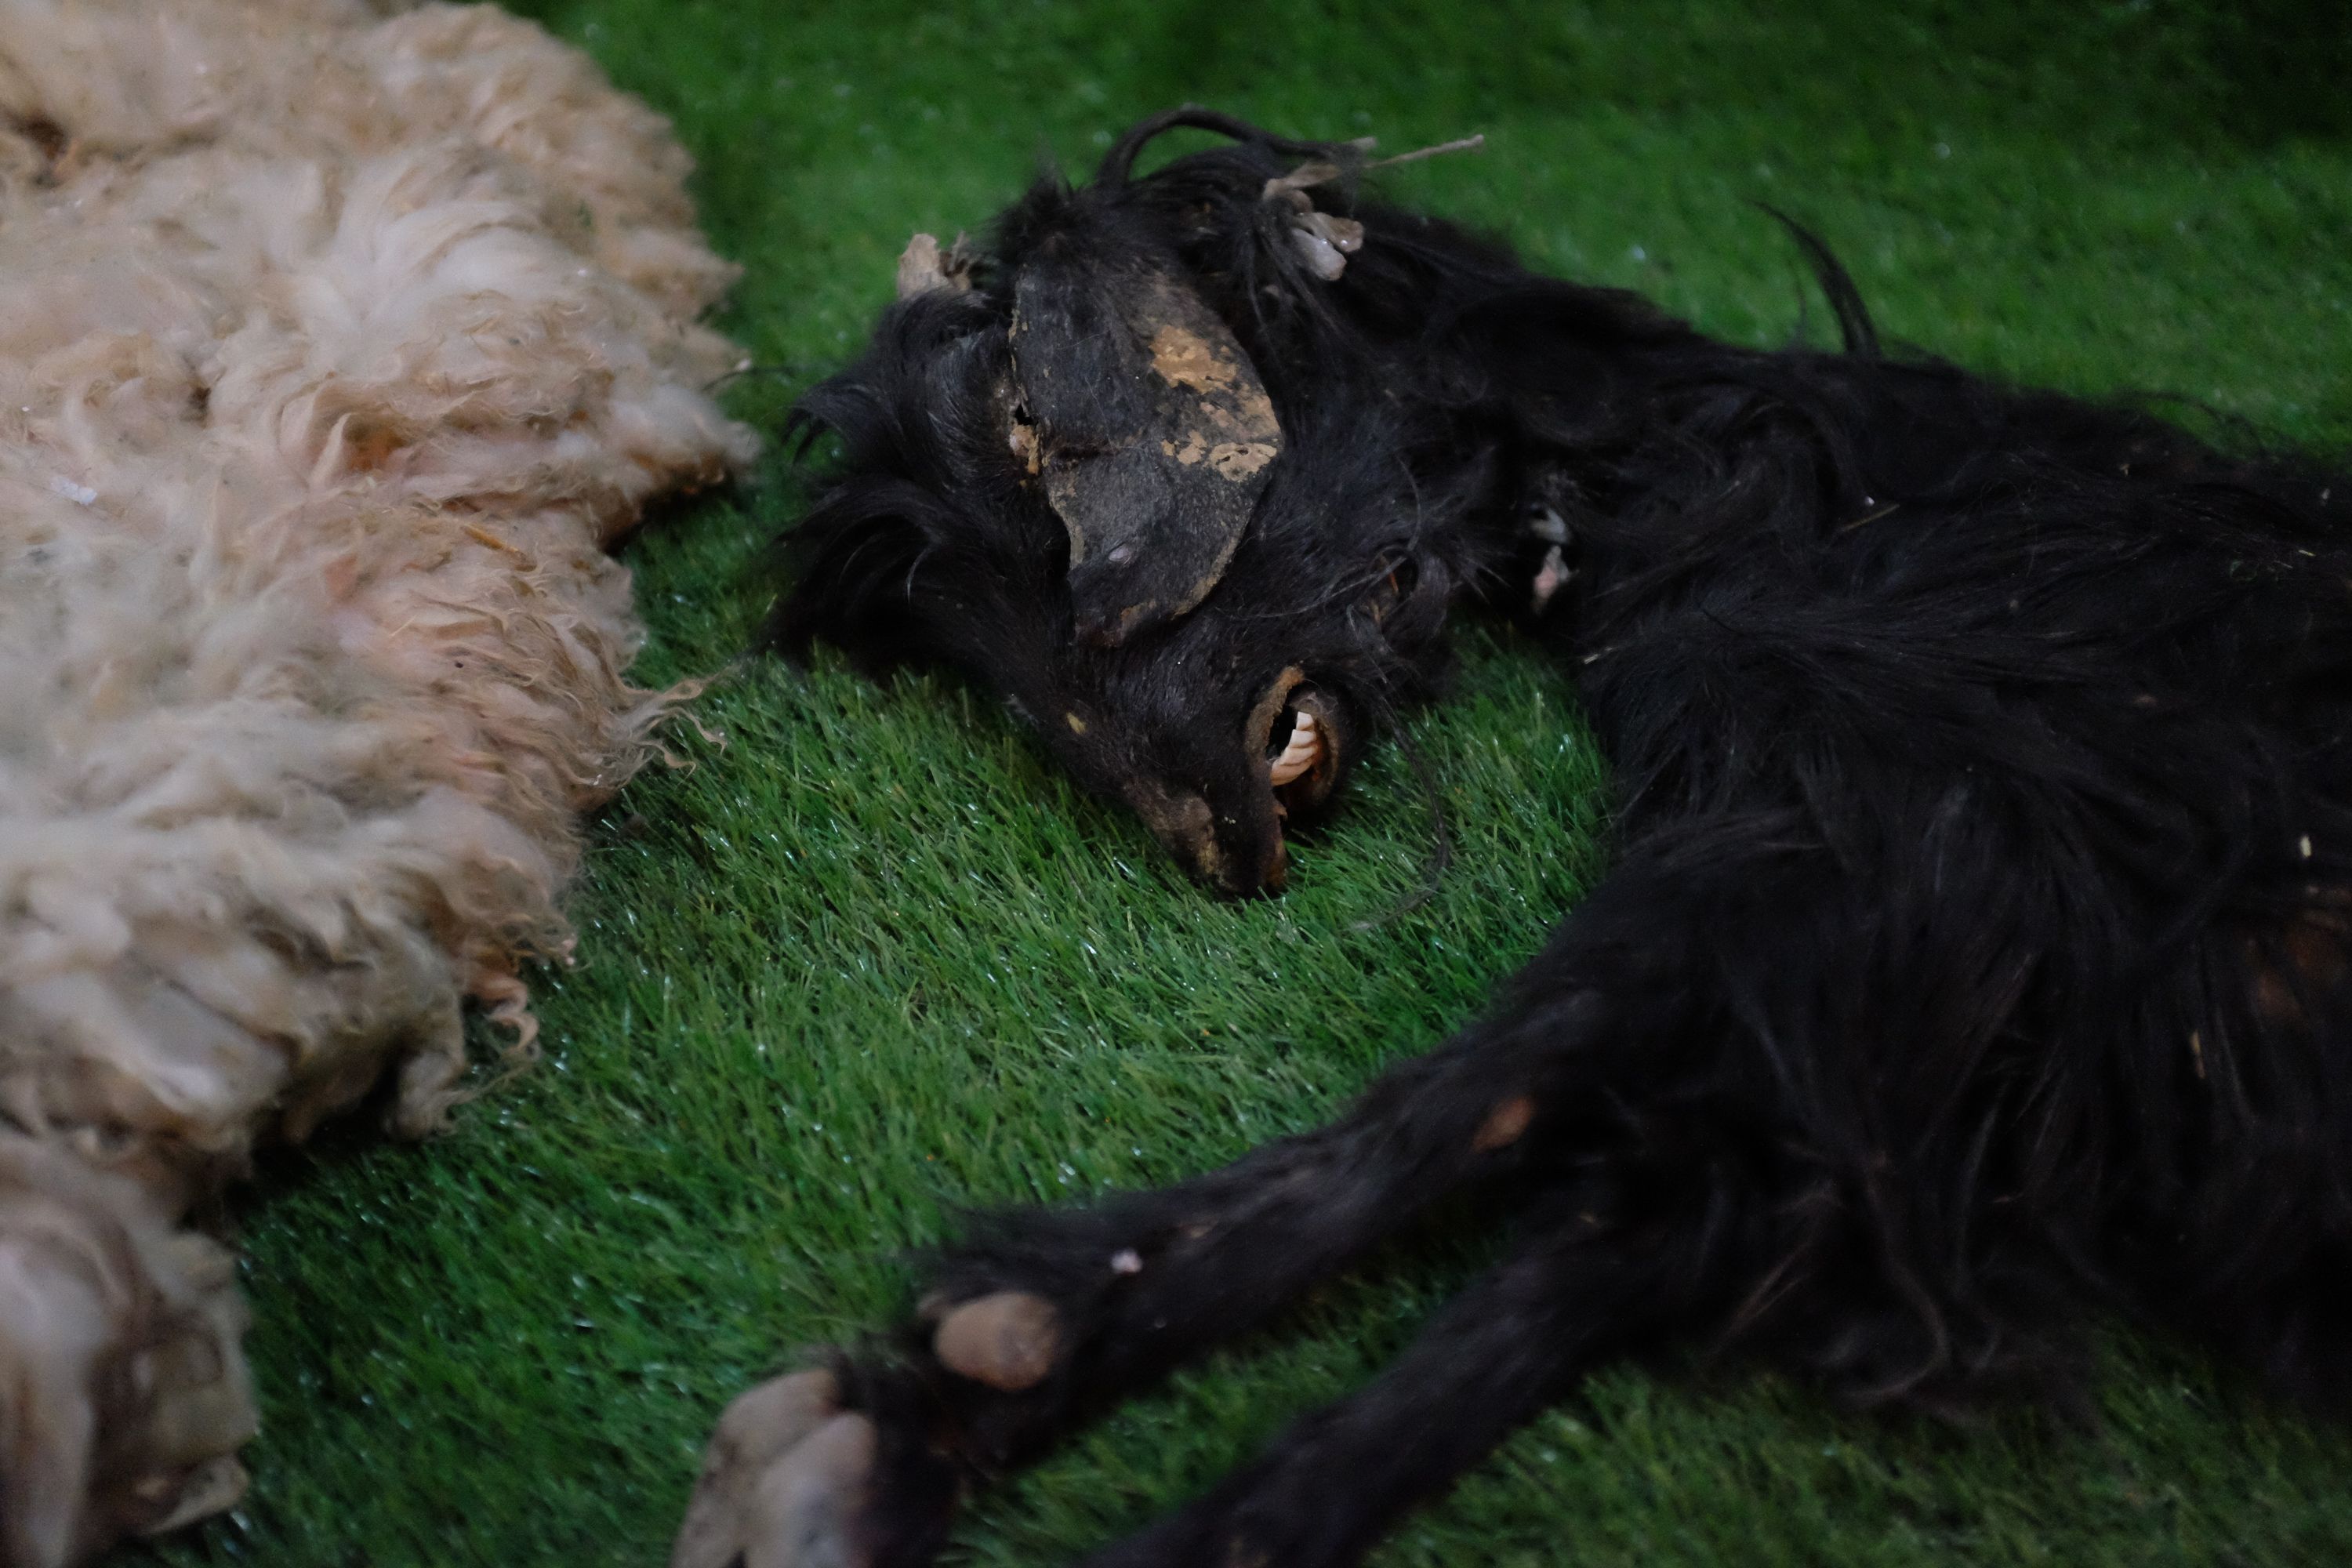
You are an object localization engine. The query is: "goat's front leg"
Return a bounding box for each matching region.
[1078,1183,1741,1568]
[671,993,1612,1568]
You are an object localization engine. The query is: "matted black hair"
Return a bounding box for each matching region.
[687,109,2352,1568]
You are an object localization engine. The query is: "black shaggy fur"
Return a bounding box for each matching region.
[703,110,2352,1568]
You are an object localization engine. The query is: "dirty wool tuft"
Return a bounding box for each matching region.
[0,2,751,1563]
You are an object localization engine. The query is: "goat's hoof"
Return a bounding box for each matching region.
[673,1370,878,1568]
[931,1290,1062,1391]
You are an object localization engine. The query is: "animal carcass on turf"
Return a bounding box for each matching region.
[0,5,754,1563]
[685,108,2352,1568]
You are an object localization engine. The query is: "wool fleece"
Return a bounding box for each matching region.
[0,4,755,1561]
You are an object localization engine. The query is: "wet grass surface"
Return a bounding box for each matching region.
[147,2,2352,1564]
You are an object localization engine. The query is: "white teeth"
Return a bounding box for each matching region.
[1269,710,1322,786]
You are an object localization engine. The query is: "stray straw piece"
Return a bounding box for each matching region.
[1364,133,1485,170]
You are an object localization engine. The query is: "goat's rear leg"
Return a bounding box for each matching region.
[673,1001,1603,1568]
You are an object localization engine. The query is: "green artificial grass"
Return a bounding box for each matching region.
[145,2,2352,1564]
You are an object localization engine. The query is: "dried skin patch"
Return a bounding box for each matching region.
[1147,322,1245,395]
[1148,323,1281,466]
[1159,429,1279,482]
[1007,263,1284,642]
[1148,319,1279,432]
[1211,441,1279,481]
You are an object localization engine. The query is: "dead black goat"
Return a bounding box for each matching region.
[677,109,2352,1568]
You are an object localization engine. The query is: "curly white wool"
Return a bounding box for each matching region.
[0,4,756,1561]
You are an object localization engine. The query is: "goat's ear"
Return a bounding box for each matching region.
[1007,257,1280,647]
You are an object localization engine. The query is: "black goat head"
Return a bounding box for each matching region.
[770,111,1518,894]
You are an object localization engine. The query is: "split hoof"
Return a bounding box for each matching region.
[931,1291,1061,1392]
[743,1413,877,1568]
[673,1370,877,1568]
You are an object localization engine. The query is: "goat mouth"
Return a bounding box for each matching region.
[1248,671,1344,824]
[1268,706,1323,788]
